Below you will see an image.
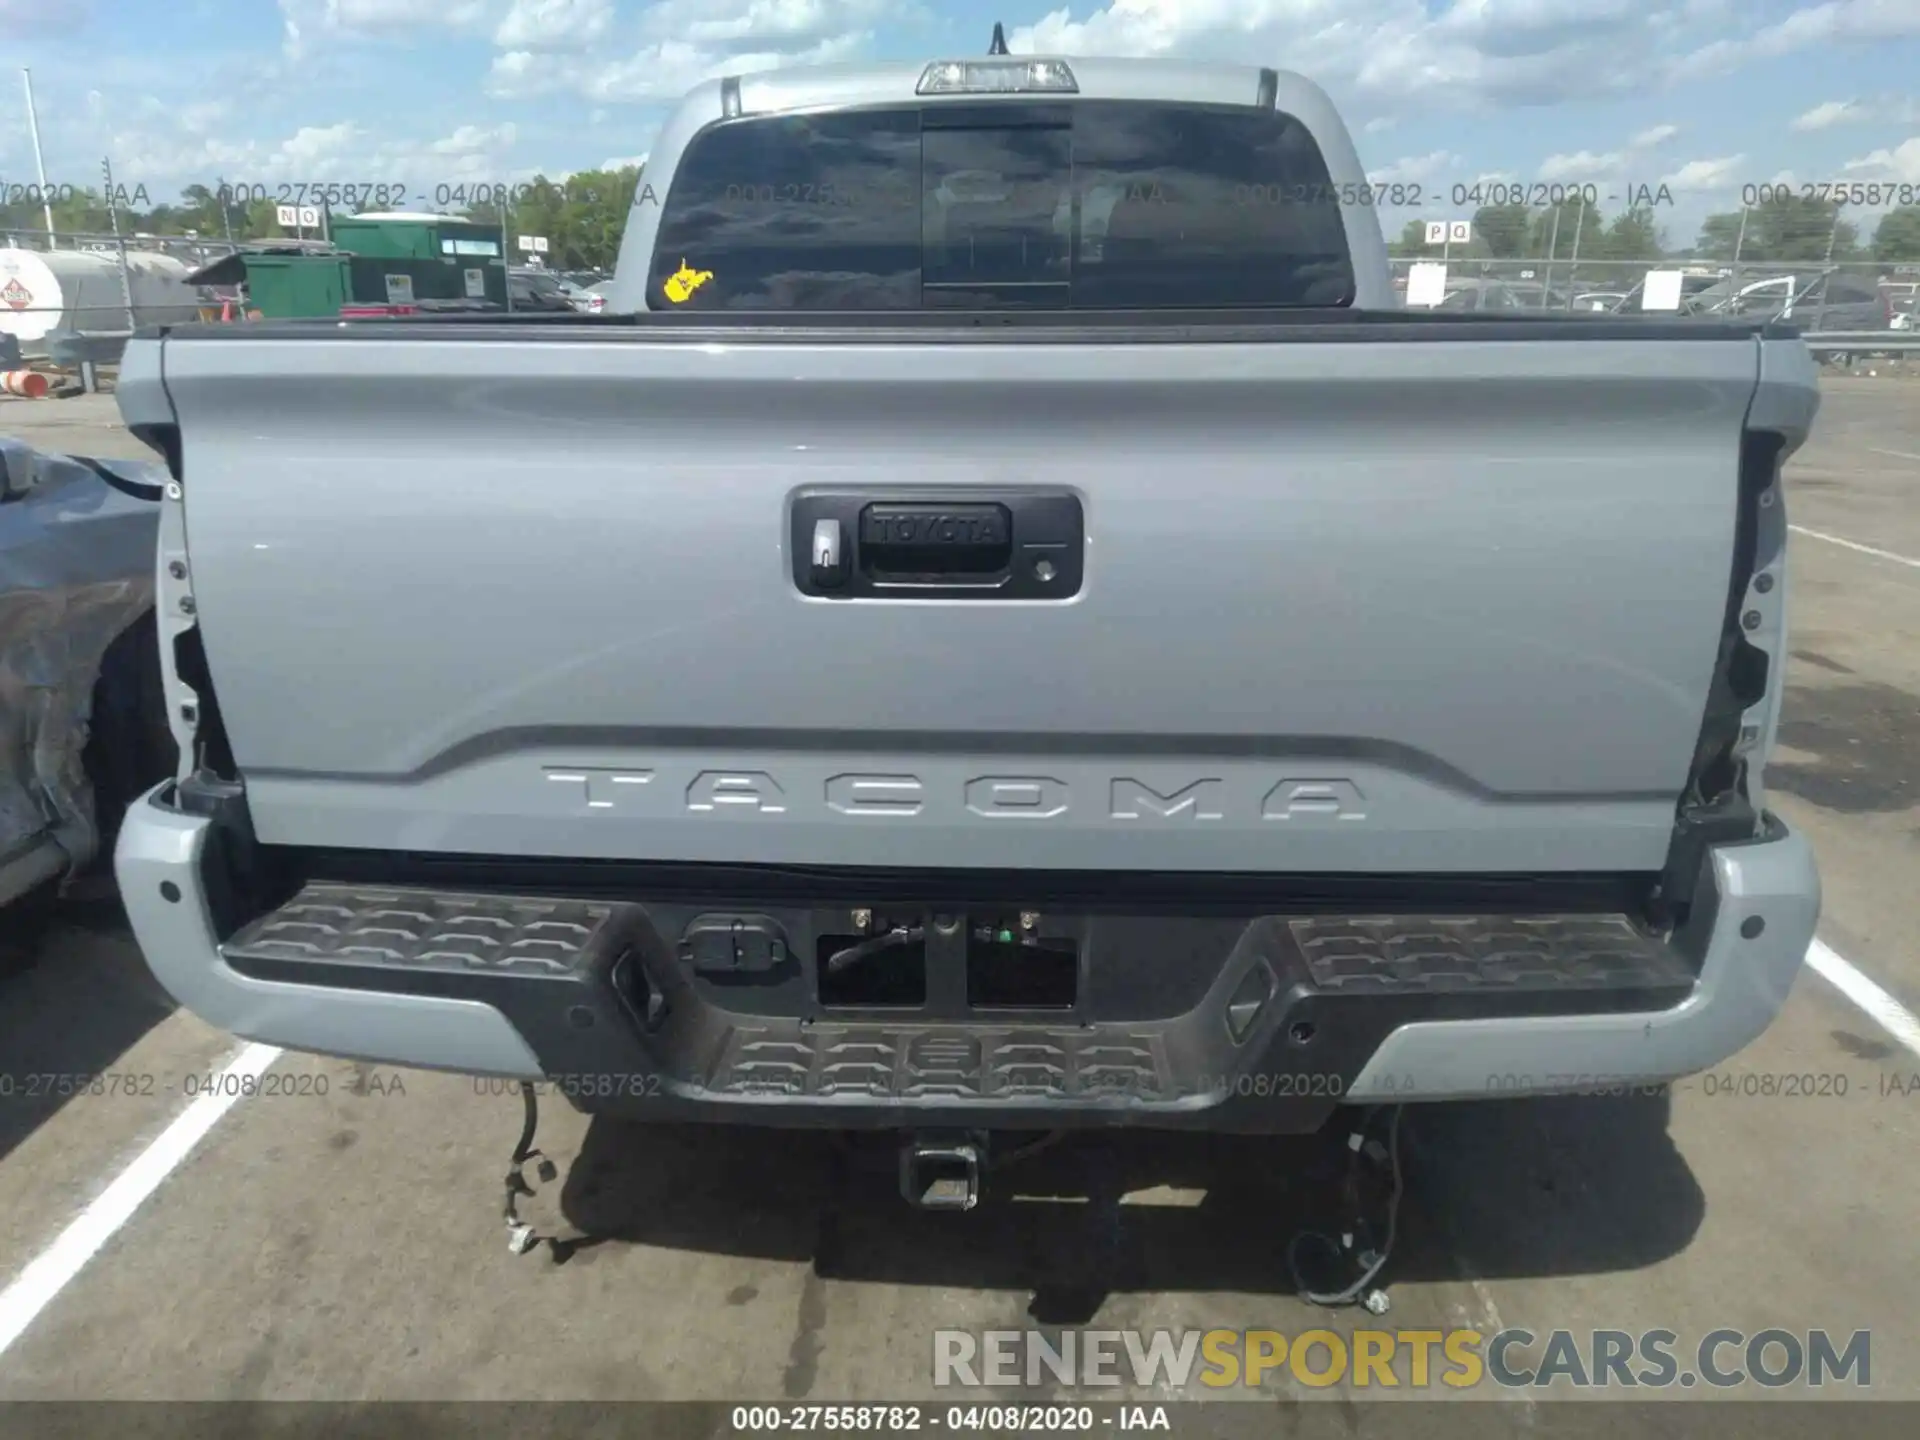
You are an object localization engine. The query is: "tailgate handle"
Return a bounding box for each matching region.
[859,502,1013,577]
[790,490,1081,600]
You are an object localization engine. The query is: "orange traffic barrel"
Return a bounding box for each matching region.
[1,370,49,398]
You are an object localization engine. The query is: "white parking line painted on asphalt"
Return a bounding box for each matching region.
[1866,446,1920,466]
[1806,940,1920,1060]
[0,1041,280,1359]
[1789,524,1920,570]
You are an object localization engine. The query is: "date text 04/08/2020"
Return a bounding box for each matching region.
[727,1405,1172,1433]
[204,180,628,210]
[0,177,609,211]
[1479,1070,1920,1099]
[0,1071,346,1100]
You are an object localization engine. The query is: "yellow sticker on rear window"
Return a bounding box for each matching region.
[663,259,713,303]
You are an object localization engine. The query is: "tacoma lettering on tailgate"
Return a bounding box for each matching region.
[543,768,1366,821]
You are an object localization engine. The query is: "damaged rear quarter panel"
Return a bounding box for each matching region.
[0,439,163,903]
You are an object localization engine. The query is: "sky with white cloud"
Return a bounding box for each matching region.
[4,0,1920,246]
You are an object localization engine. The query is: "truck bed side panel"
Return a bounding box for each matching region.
[161,333,1759,872]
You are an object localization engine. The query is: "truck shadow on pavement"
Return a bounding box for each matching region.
[0,890,177,1163]
[556,1094,1701,1322]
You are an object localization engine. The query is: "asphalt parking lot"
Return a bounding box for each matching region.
[0,379,1916,1415]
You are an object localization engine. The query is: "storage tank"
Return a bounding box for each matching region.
[0,247,205,350]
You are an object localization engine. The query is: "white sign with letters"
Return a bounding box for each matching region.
[1423,220,1447,245]
[1447,220,1472,244]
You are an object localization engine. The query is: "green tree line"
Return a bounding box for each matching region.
[0,167,645,271]
[1388,194,1920,264]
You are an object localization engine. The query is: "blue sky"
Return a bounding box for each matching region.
[5,0,1920,246]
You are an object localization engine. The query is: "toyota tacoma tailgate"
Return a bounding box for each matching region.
[111,54,1820,1146]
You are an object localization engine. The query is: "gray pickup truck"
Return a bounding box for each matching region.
[113,50,1819,1202]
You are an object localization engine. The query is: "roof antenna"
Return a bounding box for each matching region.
[988,22,1010,55]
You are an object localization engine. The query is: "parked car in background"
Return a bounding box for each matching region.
[556,277,607,313]
[1434,280,1556,311]
[1586,272,1728,315]
[1790,272,1898,331]
[1,442,174,933]
[506,268,578,313]
[542,271,612,312]
[1679,270,1899,364]
[1569,290,1631,313]
[1687,270,1894,330]
[551,278,600,312]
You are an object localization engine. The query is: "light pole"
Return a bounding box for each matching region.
[1564,199,1587,311]
[103,156,136,331]
[21,68,56,246]
[1540,205,1562,303]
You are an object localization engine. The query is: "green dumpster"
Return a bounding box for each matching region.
[231,253,352,319]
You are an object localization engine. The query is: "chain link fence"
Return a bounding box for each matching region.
[1,227,245,367]
[1388,257,1919,328]
[0,226,240,266]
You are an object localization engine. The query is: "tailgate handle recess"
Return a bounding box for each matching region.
[790,489,1082,600]
[859,502,1012,578]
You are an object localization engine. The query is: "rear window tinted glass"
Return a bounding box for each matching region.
[648,101,1355,310]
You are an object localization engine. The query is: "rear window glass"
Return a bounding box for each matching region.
[648,101,1355,310]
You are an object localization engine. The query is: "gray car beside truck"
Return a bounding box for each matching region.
[110,50,1818,1204]
[1,441,172,933]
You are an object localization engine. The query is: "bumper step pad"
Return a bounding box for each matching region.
[714,1026,1167,1103]
[221,882,638,979]
[1290,914,1691,994]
